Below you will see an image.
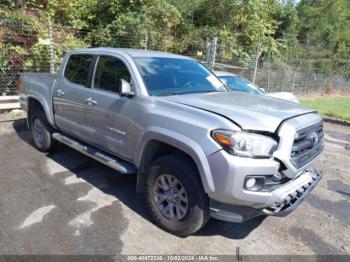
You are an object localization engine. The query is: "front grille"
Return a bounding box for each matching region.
[291,121,324,169]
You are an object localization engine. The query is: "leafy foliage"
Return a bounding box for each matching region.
[0,0,349,70]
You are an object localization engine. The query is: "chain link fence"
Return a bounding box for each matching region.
[210,38,350,96]
[1,19,350,96]
[0,17,51,95]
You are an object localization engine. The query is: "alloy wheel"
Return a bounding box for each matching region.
[153,174,188,220]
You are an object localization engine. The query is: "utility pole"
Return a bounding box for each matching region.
[48,21,56,73]
[206,37,217,69]
[144,31,148,50]
[267,55,271,91]
[291,67,296,94]
[252,45,261,84]
[206,38,211,67]
[211,37,217,69]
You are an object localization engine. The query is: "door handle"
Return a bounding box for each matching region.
[56,89,65,97]
[86,97,98,106]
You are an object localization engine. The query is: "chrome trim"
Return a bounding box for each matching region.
[273,113,323,178]
[291,121,324,169]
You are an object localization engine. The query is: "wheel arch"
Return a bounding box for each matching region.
[135,127,215,194]
[27,96,54,129]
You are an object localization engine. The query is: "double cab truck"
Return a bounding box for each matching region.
[19,48,324,236]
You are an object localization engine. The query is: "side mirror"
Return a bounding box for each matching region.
[120,79,135,98]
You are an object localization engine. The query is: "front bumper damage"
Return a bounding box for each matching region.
[262,169,323,216]
[207,113,324,223]
[209,169,323,223]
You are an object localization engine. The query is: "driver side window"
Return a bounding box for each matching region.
[94,56,131,94]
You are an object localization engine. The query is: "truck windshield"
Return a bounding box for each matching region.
[134,57,227,96]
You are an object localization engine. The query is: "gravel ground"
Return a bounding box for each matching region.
[0,111,349,259]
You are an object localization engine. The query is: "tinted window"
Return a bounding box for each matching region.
[64,54,93,86]
[94,56,131,93]
[134,57,226,96]
[219,75,263,95]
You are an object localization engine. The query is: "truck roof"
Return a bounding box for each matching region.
[70,47,193,60]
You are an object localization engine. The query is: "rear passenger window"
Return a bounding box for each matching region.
[64,54,93,87]
[94,56,131,94]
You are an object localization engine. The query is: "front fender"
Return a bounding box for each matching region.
[136,126,215,193]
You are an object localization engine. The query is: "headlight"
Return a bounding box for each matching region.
[212,129,278,158]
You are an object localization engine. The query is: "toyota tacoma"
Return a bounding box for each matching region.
[19,48,324,236]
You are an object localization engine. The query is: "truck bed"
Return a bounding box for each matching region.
[21,72,57,91]
[21,72,56,86]
[20,73,58,117]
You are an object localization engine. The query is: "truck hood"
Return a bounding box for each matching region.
[162,92,314,133]
[267,92,300,104]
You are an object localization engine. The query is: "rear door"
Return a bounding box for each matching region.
[53,54,95,138]
[84,55,136,160]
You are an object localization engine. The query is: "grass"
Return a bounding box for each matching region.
[300,98,350,122]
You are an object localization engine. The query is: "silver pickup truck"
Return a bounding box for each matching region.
[19,48,324,236]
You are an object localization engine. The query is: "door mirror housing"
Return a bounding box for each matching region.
[120,79,135,97]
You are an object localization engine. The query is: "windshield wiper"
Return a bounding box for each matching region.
[160,90,220,96]
[189,90,220,94]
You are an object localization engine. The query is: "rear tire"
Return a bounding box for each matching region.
[145,154,209,236]
[29,108,56,152]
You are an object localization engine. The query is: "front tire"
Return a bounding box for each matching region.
[30,108,56,152]
[145,154,209,236]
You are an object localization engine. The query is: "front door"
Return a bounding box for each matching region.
[84,55,136,160]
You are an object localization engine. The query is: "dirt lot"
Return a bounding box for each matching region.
[0,111,349,258]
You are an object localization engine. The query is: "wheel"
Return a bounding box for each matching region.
[30,108,56,152]
[145,154,209,236]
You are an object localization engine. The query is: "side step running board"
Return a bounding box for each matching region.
[52,132,137,174]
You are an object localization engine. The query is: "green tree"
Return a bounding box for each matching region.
[297,0,350,58]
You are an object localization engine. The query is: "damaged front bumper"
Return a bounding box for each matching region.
[262,169,323,216]
[210,169,324,223]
